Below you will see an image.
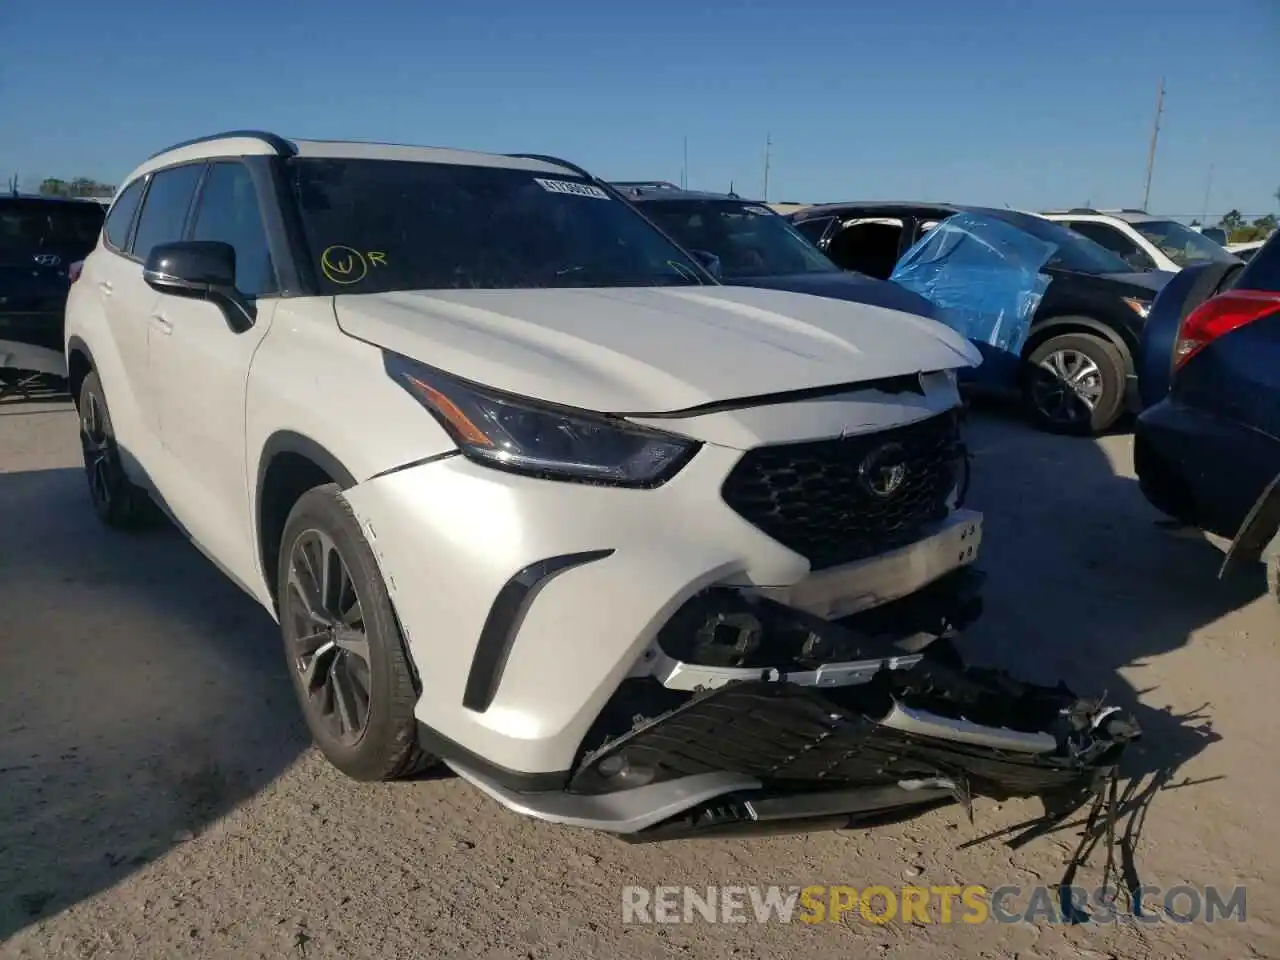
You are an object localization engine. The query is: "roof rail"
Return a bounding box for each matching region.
[505,152,596,179]
[147,130,297,161]
[1119,208,1148,214]
[1065,207,1099,214]
[611,180,681,191]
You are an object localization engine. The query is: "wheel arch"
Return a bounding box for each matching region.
[255,430,359,605]
[66,336,96,409]
[1025,314,1135,376]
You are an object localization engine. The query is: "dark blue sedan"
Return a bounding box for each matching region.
[1134,231,1280,593]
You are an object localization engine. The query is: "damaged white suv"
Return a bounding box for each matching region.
[66,132,1135,838]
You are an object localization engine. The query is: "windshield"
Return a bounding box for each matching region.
[1131,219,1237,267]
[0,199,104,255]
[982,211,1132,275]
[287,158,708,293]
[639,199,841,278]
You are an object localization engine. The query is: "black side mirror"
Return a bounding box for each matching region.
[143,240,254,333]
[689,249,722,279]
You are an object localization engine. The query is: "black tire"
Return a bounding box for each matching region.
[1023,331,1128,436]
[77,370,157,529]
[276,483,435,781]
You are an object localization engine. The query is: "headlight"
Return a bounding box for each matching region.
[383,352,700,487]
[1122,297,1151,319]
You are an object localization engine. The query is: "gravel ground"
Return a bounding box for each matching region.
[2,395,1277,959]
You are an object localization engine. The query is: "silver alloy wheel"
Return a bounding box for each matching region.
[1031,348,1104,423]
[79,390,113,510]
[286,528,373,745]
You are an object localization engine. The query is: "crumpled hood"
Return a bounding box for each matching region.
[334,285,980,413]
[727,271,942,321]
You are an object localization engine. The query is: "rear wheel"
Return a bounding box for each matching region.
[1023,332,1128,436]
[77,371,157,529]
[276,483,435,781]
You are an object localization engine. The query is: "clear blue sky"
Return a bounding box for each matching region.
[3,0,1276,220]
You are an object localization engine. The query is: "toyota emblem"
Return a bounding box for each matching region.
[32,253,61,267]
[857,442,908,498]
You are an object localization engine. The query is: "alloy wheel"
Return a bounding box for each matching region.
[286,529,373,745]
[1030,349,1103,424]
[79,391,113,511]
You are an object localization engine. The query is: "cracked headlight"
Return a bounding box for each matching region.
[384,352,699,487]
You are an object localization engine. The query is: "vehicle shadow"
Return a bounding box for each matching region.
[0,466,308,941]
[955,410,1260,886]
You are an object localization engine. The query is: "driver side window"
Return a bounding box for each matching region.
[189,162,277,297]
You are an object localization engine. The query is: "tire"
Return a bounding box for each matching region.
[1023,331,1128,436]
[276,483,435,781]
[77,370,157,529]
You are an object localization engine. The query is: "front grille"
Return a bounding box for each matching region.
[721,410,961,570]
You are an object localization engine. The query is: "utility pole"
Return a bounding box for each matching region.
[681,136,688,190]
[762,133,771,201]
[1142,77,1165,212]
[1200,164,1214,225]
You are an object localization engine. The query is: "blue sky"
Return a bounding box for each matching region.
[3,0,1276,220]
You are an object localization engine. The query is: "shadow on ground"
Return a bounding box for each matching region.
[0,466,308,941]
[955,404,1261,884]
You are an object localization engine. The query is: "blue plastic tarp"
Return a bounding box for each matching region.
[890,212,1054,382]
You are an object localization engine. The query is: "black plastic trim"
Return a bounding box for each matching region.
[256,431,358,498]
[463,549,615,713]
[416,722,570,792]
[365,450,460,481]
[147,130,297,161]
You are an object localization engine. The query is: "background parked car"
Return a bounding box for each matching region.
[0,193,105,384]
[614,183,943,320]
[787,202,1173,434]
[1227,238,1269,263]
[1134,230,1280,596]
[1041,209,1239,273]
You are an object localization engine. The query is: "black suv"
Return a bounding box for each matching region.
[788,202,1175,434]
[613,184,942,321]
[1,194,106,387]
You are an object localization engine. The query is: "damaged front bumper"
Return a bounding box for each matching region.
[436,571,1138,838]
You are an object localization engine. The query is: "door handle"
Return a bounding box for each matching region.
[150,313,173,336]
[97,280,113,297]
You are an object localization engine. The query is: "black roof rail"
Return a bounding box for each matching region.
[1066,207,1099,214]
[505,152,596,179]
[611,180,681,191]
[1120,207,1148,214]
[147,130,297,161]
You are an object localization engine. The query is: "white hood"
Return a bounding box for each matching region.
[334,285,981,413]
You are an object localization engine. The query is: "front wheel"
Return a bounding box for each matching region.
[276,483,435,781]
[1023,332,1128,436]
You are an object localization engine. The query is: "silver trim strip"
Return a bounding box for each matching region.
[445,763,761,834]
[879,702,1057,754]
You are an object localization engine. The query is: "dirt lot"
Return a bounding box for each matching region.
[2,395,1277,959]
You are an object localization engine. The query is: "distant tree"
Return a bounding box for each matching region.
[1255,213,1278,233]
[1190,218,1201,226]
[37,176,115,198]
[1218,209,1246,231]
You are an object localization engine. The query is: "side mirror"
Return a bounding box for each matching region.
[143,240,254,332]
[689,249,722,279]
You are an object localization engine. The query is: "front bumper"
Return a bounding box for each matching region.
[342,444,982,780]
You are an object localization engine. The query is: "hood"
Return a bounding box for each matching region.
[726,271,941,321]
[1047,268,1175,300]
[1098,270,1176,297]
[334,285,981,414]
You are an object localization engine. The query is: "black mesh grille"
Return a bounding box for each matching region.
[721,410,961,570]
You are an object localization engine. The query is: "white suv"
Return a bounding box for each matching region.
[1041,209,1239,273]
[65,132,1134,837]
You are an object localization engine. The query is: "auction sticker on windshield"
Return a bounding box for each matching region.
[534,178,611,199]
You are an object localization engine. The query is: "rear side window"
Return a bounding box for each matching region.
[1238,234,1280,292]
[793,217,833,244]
[103,179,144,251]
[131,164,205,262]
[189,162,276,297]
